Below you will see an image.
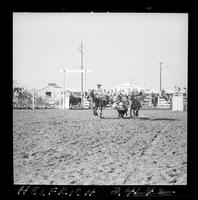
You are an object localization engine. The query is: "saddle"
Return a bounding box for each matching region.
[94,93,106,100]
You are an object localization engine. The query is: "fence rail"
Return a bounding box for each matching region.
[13,90,188,111]
[157,97,171,109]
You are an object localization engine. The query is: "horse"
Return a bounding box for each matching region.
[129,93,142,118]
[69,94,82,108]
[89,91,107,118]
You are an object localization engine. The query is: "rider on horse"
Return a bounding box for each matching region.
[128,89,143,118]
[94,83,106,101]
[91,83,107,117]
[94,83,103,96]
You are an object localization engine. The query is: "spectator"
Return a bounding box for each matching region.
[183,87,187,95]
[161,88,166,97]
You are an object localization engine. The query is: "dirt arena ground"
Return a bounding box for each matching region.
[13,108,187,185]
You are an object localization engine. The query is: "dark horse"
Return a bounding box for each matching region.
[89,90,107,118]
[129,93,142,118]
[69,94,82,108]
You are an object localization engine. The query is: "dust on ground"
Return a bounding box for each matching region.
[13,109,187,185]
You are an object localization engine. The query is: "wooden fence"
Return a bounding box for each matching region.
[157,97,171,109]
[183,94,188,111]
[141,94,187,111]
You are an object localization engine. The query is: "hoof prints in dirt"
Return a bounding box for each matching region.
[13,109,187,185]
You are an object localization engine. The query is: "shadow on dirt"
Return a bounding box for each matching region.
[100,117,179,121]
[99,117,121,119]
[139,117,179,121]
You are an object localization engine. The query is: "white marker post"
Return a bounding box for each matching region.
[30,88,36,110]
[60,69,66,109]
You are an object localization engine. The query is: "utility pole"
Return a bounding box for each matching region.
[80,41,83,102]
[84,65,86,99]
[32,90,35,110]
[63,70,66,109]
[63,69,65,109]
[159,62,162,93]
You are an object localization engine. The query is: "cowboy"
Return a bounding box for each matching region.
[94,83,103,98]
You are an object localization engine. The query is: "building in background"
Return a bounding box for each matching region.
[112,83,145,93]
[37,83,64,108]
[37,83,62,98]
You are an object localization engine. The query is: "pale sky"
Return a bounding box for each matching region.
[13,13,188,92]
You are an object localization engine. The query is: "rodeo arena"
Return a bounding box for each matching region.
[13,77,188,185]
[13,48,188,186]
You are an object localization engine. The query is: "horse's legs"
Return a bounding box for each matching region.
[129,104,134,118]
[130,108,135,118]
[92,106,95,115]
[93,105,98,115]
[133,109,139,118]
[99,100,106,118]
[99,106,103,118]
[92,103,95,114]
[136,109,139,117]
[133,110,136,118]
[130,108,133,118]
[95,106,98,115]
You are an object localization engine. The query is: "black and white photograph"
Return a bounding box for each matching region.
[13,12,188,186]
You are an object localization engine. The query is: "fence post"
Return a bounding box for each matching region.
[32,91,35,110]
[172,93,183,111]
